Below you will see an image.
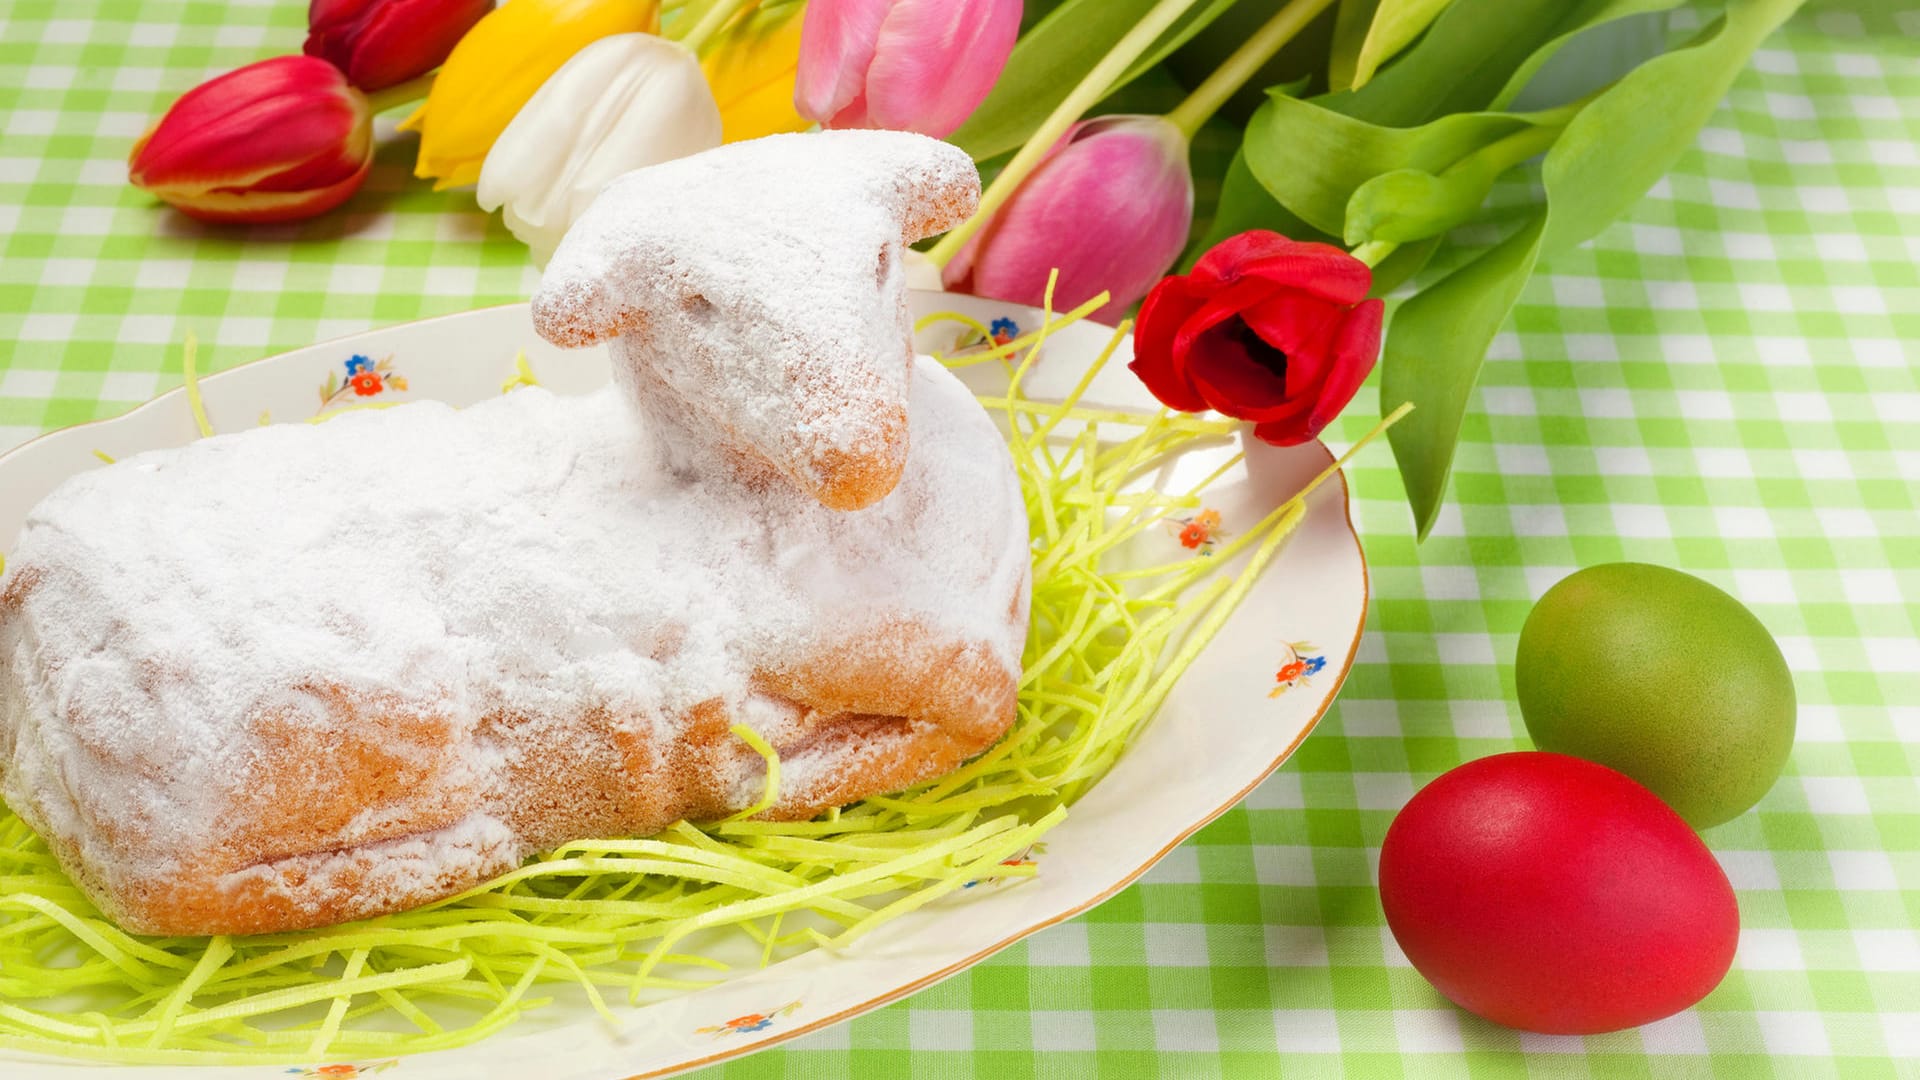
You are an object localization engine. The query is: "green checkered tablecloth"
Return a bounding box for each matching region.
[3,1,1916,1075]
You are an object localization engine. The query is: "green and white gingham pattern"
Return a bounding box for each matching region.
[2,2,1916,1076]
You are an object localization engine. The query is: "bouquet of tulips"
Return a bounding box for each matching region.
[128,0,1804,532]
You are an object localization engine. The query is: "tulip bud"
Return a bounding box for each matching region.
[305,0,494,92]
[128,55,373,224]
[399,0,659,190]
[943,115,1194,322]
[794,0,1021,139]
[703,1,810,143]
[477,33,721,264]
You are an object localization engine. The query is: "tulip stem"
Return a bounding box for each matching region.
[1350,240,1398,267]
[1164,0,1337,138]
[366,73,436,116]
[678,0,757,54]
[925,0,1205,269]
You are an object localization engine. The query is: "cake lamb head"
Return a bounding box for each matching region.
[530,130,982,511]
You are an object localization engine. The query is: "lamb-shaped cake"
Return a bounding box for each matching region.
[0,130,1030,936]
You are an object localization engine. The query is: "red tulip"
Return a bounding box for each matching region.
[129,56,373,224]
[1129,231,1384,447]
[306,0,494,91]
[942,115,1194,322]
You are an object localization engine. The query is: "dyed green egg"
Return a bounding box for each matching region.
[1516,563,1795,829]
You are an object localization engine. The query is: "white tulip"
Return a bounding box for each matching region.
[478,33,723,265]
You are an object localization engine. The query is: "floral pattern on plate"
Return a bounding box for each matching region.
[962,843,1045,889]
[1269,642,1327,698]
[319,353,409,412]
[284,1061,398,1079]
[937,315,1021,358]
[695,1000,802,1038]
[1166,508,1227,555]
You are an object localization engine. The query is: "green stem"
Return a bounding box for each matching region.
[1165,0,1337,138]
[1350,240,1397,266]
[678,0,756,54]
[365,72,436,115]
[926,0,1205,269]
[1471,119,1565,174]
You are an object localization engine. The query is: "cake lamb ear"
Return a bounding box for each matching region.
[530,130,981,511]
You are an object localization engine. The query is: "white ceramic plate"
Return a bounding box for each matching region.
[0,292,1367,1079]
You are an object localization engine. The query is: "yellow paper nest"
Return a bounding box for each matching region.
[0,296,1390,1064]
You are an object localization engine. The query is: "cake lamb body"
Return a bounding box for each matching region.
[0,131,1031,936]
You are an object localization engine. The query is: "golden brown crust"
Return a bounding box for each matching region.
[802,404,910,511]
[0,563,41,614]
[20,617,1019,938]
[216,684,475,869]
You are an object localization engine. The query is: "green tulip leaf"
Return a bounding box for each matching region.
[1383,0,1808,538]
[1190,72,1322,264]
[1328,0,1383,93]
[1201,0,1663,252]
[1019,0,1071,27]
[1366,235,1443,297]
[1199,149,1279,260]
[1345,169,1469,245]
[1350,0,1454,89]
[1242,92,1543,237]
[1327,0,1679,125]
[1489,0,1689,110]
[950,0,1242,162]
[1198,148,1439,297]
[1344,112,1568,244]
[1187,122,1262,261]
[1382,215,1547,537]
[1533,3,1797,252]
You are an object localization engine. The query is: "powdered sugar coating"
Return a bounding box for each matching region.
[0,363,1028,931]
[532,130,980,510]
[0,129,1029,935]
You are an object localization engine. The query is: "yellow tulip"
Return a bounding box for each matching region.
[399,0,659,189]
[701,1,810,143]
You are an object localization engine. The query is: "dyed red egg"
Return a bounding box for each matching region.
[1379,752,1739,1034]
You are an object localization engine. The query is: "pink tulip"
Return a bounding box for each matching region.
[794,0,1021,139]
[306,0,495,91]
[128,56,373,224]
[943,114,1194,322]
